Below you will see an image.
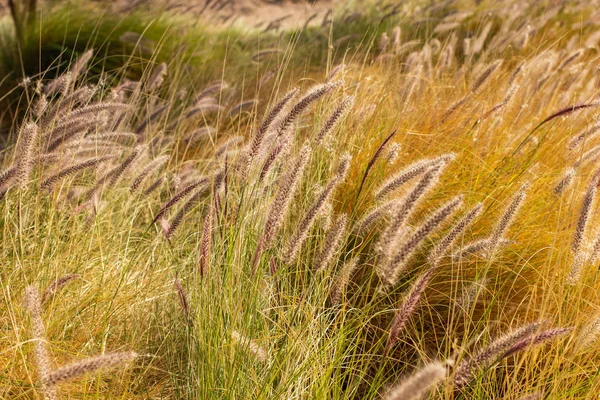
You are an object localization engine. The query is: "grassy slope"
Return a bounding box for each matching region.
[2,0,600,399]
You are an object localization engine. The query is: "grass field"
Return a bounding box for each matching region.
[2,0,600,399]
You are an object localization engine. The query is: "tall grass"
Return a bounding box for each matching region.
[3,0,600,399]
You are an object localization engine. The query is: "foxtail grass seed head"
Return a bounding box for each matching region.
[384,362,447,400]
[198,206,213,276]
[45,352,137,387]
[375,154,454,200]
[383,196,462,287]
[231,331,268,363]
[377,164,444,260]
[151,177,209,225]
[576,315,600,350]
[274,81,342,139]
[314,214,348,272]
[330,257,360,305]
[174,275,189,317]
[14,122,39,188]
[165,184,210,239]
[516,393,543,400]
[353,198,402,236]
[262,143,312,246]
[554,168,576,195]
[572,175,598,254]
[147,62,167,91]
[567,250,587,286]
[41,274,81,304]
[41,155,115,190]
[502,327,573,359]
[386,268,434,353]
[131,155,169,192]
[283,155,350,264]
[24,286,57,400]
[315,95,354,145]
[454,321,544,388]
[429,203,483,266]
[487,182,528,259]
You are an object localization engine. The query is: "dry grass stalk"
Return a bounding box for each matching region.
[45,351,137,386]
[384,361,446,400]
[198,206,213,276]
[314,214,348,272]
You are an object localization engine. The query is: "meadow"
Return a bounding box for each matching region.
[2,0,600,399]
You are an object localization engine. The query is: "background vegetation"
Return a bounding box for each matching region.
[2,0,600,399]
